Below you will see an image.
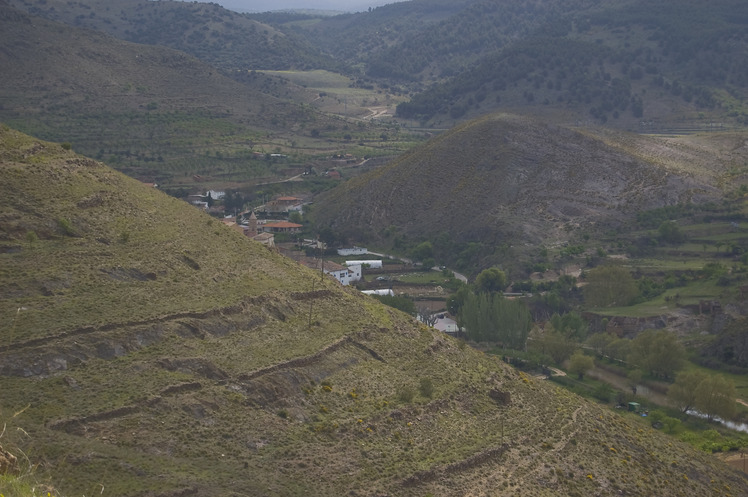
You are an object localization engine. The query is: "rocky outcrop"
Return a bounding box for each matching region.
[0,444,19,475]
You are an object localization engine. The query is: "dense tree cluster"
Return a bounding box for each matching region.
[585,329,686,380]
[668,370,736,421]
[583,265,639,307]
[394,0,745,124]
[459,291,531,349]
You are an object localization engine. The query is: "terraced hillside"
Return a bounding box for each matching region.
[0,3,404,188]
[312,113,747,271]
[1,125,747,496]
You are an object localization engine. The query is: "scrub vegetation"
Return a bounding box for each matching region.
[2,127,747,496]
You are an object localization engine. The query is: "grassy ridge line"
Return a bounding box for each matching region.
[0,125,336,342]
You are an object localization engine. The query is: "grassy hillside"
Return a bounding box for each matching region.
[6,0,338,72]
[0,125,315,346]
[2,126,747,496]
[0,3,417,190]
[311,113,743,273]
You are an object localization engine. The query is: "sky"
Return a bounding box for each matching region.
[210,0,395,13]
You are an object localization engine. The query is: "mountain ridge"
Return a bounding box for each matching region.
[6,0,339,72]
[0,2,384,187]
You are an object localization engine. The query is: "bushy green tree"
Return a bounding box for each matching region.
[568,351,595,380]
[410,241,433,263]
[446,286,471,315]
[583,265,638,307]
[288,211,303,224]
[585,332,615,357]
[459,291,531,349]
[530,313,586,365]
[606,338,632,363]
[668,370,707,413]
[530,329,577,365]
[658,220,686,244]
[694,374,736,421]
[549,312,588,341]
[629,329,685,379]
[474,267,507,294]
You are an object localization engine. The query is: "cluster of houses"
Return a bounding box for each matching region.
[194,194,306,248]
[193,193,460,333]
[219,210,303,248]
[262,196,304,215]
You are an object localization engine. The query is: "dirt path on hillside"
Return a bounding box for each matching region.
[364,106,392,119]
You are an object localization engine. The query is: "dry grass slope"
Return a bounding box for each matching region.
[1,126,746,496]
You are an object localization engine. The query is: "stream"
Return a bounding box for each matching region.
[685,409,748,433]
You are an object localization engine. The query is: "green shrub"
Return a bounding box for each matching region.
[662,416,681,434]
[397,385,416,403]
[593,383,613,403]
[419,378,434,399]
[56,217,76,236]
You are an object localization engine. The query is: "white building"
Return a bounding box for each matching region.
[345,264,362,283]
[320,261,361,286]
[434,316,461,335]
[337,247,368,256]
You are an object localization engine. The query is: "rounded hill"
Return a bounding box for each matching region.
[313,113,732,255]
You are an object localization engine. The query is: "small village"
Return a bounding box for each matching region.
[183,189,463,334]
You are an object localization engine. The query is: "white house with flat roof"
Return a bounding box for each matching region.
[338,247,368,256]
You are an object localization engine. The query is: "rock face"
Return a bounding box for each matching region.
[0,444,19,476]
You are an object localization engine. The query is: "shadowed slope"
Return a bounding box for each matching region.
[313,113,730,253]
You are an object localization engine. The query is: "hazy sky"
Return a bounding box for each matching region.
[210,0,395,13]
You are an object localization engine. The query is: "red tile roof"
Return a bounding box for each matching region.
[264,221,303,229]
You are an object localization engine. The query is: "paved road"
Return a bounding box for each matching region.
[366,251,468,283]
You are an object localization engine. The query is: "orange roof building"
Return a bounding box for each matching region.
[262,221,303,233]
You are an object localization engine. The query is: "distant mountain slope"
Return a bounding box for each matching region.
[6,0,339,71]
[0,2,341,183]
[2,124,747,497]
[364,0,601,82]
[394,0,748,128]
[254,0,472,66]
[255,0,748,128]
[312,113,740,269]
